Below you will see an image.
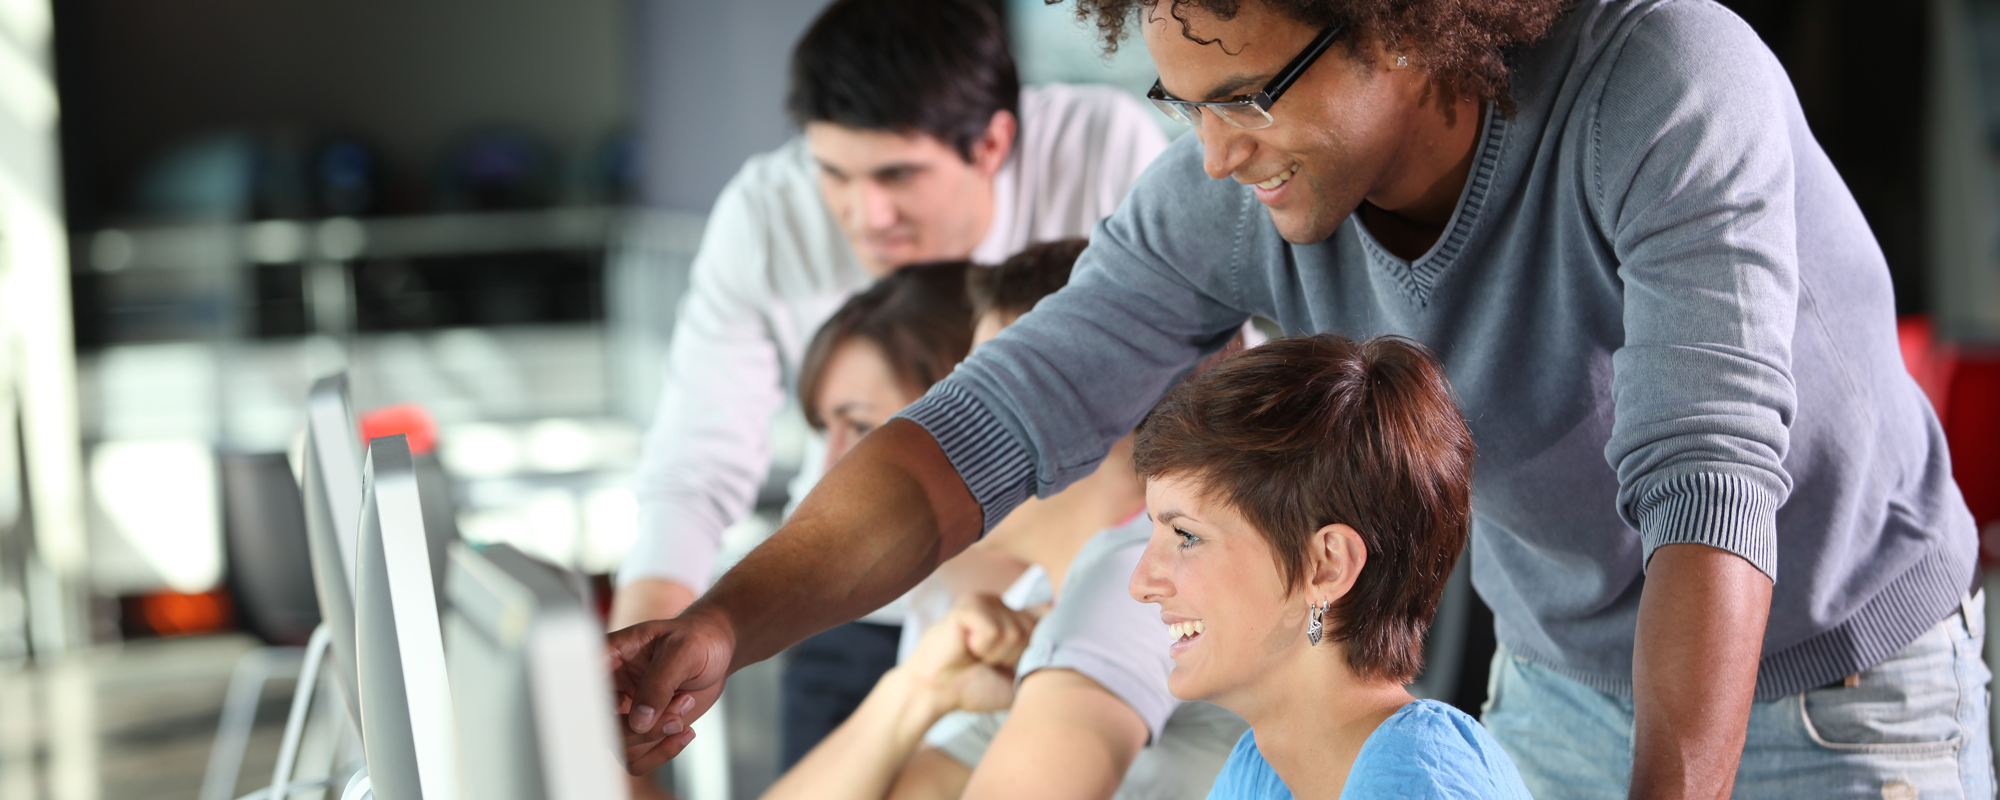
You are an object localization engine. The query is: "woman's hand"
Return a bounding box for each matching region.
[905,593,1043,714]
[757,594,1038,800]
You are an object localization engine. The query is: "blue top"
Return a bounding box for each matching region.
[1206,701,1531,799]
[898,0,1976,700]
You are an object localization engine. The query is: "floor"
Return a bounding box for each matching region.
[1,635,293,800]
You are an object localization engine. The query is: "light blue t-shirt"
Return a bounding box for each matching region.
[1206,700,1531,799]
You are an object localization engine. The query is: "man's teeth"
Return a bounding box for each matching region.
[1256,164,1300,191]
[1168,621,1207,641]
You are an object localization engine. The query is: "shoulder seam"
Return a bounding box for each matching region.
[1588,0,1681,232]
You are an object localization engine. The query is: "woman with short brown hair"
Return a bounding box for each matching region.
[1130,333,1525,798]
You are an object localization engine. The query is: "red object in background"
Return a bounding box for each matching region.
[1898,316,2000,562]
[359,403,438,455]
[1898,316,1955,419]
[588,574,614,626]
[137,589,234,637]
[1946,359,2000,532]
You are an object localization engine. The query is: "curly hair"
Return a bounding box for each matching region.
[1064,0,1565,109]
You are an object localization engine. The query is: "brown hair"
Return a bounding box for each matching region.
[1133,333,1474,683]
[967,238,1090,321]
[1064,0,1564,112]
[798,262,976,430]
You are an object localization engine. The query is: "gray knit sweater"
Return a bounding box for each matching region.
[897,0,1978,699]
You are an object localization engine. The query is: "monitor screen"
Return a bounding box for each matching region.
[354,434,458,800]
[303,373,365,726]
[445,542,629,800]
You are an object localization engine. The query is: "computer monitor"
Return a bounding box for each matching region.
[354,434,458,800]
[302,373,366,725]
[444,542,630,800]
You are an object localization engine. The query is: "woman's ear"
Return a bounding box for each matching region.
[1305,523,1366,604]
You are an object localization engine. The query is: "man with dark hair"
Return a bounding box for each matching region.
[612,0,1987,797]
[613,0,1166,771]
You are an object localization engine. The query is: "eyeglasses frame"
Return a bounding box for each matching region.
[1146,23,1347,129]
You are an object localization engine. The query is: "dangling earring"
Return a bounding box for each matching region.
[1306,601,1326,646]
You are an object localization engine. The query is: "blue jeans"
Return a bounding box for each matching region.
[1482,595,1993,798]
[779,621,902,769]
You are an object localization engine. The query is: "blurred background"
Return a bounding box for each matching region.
[0,0,1995,799]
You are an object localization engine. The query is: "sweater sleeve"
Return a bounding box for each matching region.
[899,137,1251,529]
[1592,1,1801,581]
[619,167,787,591]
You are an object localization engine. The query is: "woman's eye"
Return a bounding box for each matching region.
[1174,527,1199,550]
[852,422,875,438]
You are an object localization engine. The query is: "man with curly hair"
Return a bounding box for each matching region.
[611,1,1987,797]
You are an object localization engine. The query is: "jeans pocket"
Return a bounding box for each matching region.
[1798,627,1965,757]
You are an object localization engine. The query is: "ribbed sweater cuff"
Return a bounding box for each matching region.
[896,383,1037,535]
[1633,472,1780,580]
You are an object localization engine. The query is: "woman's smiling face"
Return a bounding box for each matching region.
[1129,473,1308,704]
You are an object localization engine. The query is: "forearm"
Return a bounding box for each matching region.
[761,667,951,800]
[962,670,1146,800]
[885,747,974,800]
[1630,543,1772,800]
[609,578,698,630]
[695,419,983,670]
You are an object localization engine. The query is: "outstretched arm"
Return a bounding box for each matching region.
[610,420,983,770]
[703,419,985,669]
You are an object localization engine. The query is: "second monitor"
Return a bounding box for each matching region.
[444,542,630,800]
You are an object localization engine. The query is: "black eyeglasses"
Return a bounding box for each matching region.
[1147,24,1345,130]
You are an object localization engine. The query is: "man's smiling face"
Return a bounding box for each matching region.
[807,117,1009,278]
[1143,5,1418,245]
